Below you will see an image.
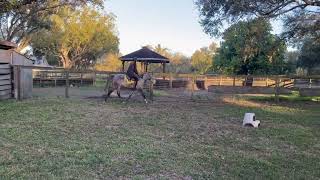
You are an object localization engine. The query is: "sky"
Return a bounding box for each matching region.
[104,0,284,57]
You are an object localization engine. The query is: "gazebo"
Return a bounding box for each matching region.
[120,47,170,73]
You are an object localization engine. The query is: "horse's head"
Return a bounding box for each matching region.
[142,73,156,84]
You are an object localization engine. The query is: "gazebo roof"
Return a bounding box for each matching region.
[120,47,170,63]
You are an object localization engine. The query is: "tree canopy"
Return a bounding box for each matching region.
[0,0,103,51]
[95,53,122,72]
[191,42,217,74]
[150,44,192,73]
[214,18,288,75]
[195,0,320,42]
[297,39,320,74]
[31,7,119,69]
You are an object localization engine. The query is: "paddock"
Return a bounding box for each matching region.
[1,90,319,179]
[2,66,320,179]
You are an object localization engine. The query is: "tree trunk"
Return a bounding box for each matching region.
[60,50,72,69]
[16,37,31,52]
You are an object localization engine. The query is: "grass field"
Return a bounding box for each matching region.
[0,95,319,179]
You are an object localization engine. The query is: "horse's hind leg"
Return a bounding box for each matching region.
[117,86,121,98]
[126,90,135,102]
[105,89,114,102]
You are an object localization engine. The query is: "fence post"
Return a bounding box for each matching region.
[149,81,154,101]
[219,76,222,86]
[13,66,22,100]
[275,76,280,103]
[266,76,269,87]
[39,71,43,87]
[309,78,312,88]
[54,72,57,87]
[93,71,97,86]
[191,73,195,99]
[169,73,173,89]
[204,75,208,89]
[233,76,236,87]
[65,70,69,98]
[80,72,83,86]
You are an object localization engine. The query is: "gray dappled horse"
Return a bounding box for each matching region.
[104,73,155,103]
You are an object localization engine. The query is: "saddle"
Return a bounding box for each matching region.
[126,75,134,82]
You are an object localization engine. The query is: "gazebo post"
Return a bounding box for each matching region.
[145,62,148,72]
[162,63,166,73]
[122,61,125,72]
[140,62,144,72]
[162,63,166,80]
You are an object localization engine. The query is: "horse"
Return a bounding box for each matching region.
[104,73,155,103]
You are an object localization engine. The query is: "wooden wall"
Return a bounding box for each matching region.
[0,63,12,100]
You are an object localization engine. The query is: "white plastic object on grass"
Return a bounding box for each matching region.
[243,113,260,128]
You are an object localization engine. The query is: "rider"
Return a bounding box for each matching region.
[126,60,140,89]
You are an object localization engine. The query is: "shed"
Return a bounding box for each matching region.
[0,41,33,100]
[120,47,170,73]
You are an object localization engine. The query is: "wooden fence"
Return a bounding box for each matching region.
[151,73,320,90]
[0,63,12,100]
[8,66,320,102]
[32,70,320,89]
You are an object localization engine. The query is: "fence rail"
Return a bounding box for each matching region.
[32,69,320,90]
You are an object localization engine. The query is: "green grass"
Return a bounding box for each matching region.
[0,97,319,179]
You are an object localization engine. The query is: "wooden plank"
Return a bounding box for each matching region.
[0,89,11,96]
[0,50,11,63]
[0,80,11,86]
[0,69,10,74]
[0,85,11,91]
[0,94,12,100]
[0,74,11,80]
[0,64,10,69]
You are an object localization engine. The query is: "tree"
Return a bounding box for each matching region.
[150,44,192,73]
[285,51,300,74]
[297,39,320,75]
[95,53,122,72]
[0,1,102,14]
[31,7,119,69]
[0,0,103,51]
[195,0,320,42]
[214,18,288,75]
[191,42,217,74]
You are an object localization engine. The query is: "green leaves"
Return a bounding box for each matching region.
[191,42,217,74]
[213,19,288,75]
[31,7,119,69]
[297,39,320,75]
[195,0,320,42]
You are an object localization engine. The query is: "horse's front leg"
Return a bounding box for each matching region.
[138,89,148,104]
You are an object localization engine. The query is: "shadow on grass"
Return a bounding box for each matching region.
[243,91,320,102]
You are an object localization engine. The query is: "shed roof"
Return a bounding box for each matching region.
[0,40,17,50]
[120,47,170,63]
